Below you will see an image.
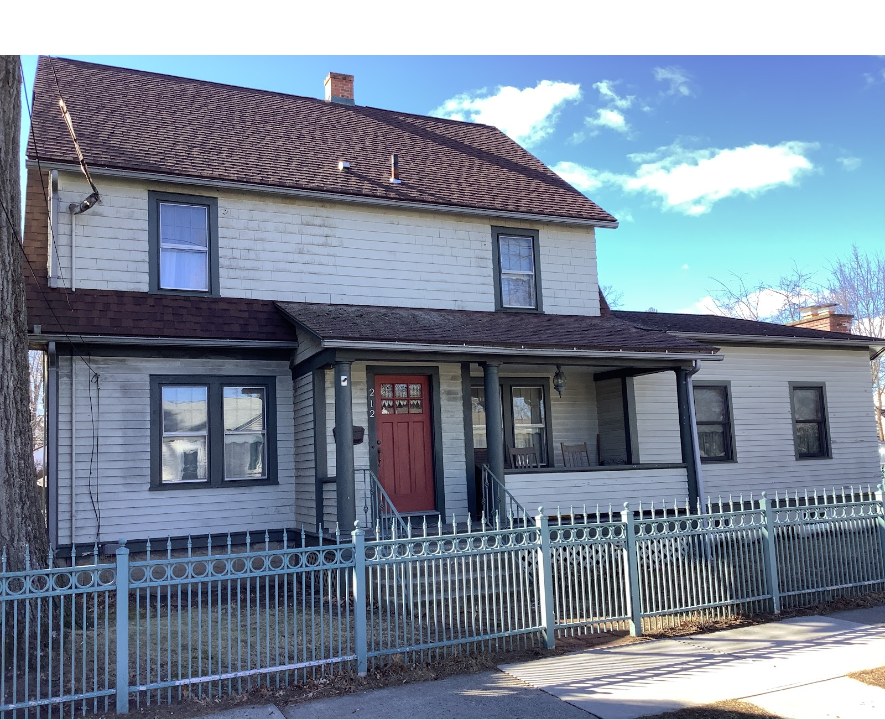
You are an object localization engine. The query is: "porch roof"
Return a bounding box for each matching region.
[276,302,720,357]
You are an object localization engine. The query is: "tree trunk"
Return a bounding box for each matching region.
[0,55,49,572]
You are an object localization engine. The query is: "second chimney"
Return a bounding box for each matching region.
[325,72,354,105]
[787,304,854,334]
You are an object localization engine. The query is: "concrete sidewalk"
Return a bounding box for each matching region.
[203,605,885,719]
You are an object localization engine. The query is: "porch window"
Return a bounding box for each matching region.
[471,379,553,466]
[150,375,278,489]
[491,226,542,311]
[693,384,735,462]
[790,384,831,459]
[148,191,219,295]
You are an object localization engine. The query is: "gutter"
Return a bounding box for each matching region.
[26,160,620,230]
[29,333,298,349]
[320,338,724,362]
[669,331,882,357]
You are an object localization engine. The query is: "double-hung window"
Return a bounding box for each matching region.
[149,191,219,295]
[693,383,736,462]
[471,378,553,466]
[151,376,277,488]
[492,226,542,311]
[790,384,831,459]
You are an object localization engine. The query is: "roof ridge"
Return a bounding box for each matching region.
[40,56,500,131]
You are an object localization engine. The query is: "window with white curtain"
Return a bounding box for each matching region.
[159,203,209,291]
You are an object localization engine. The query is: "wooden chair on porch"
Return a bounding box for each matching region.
[561,442,592,468]
[508,446,541,469]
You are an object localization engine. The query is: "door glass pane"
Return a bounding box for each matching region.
[793,388,823,421]
[162,436,207,482]
[501,275,536,308]
[380,383,393,398]
[694,386,727,422]
[162,386,207,433]
[409,384,422,398]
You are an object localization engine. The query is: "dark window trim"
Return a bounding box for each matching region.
[471,376,555,468]
[150,374,278,490]
[365,366,446,518]
[491,225,543,313]
[148,190,220,296]
[788,382,832,460]
[693,380,738,463]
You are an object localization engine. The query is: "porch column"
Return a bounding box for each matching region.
[675,368,703,508]
[483,361,505,502]
[335,360,356,532]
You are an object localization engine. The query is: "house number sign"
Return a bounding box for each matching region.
[368,387,375,418]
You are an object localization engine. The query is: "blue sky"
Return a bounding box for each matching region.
[19,55,885,313]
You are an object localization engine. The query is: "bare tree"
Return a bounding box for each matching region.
[709,262,824,324]
[0,55,49,572]
[29,350,45,450]
[827,246,885,441]
[599,283,625,310]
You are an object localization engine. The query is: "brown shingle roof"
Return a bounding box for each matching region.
[613,310,884,344]
[276,302,719,355]
[27,286,299,343]
[27,57,617,225]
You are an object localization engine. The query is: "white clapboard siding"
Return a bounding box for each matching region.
[57,355,295,545]
[550,370,599,466]
[53,173,600,316]
[634,370,683,464]
[505,467,689,512]
[293,374,315,530]
[596,378,628,464]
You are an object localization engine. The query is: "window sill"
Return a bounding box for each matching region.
[700,458,738,464]
[795,455,833,461]
[497,306,544,314]
[150,287,219,297]
[151,478,279,491]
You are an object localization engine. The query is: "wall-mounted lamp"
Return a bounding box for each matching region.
[553,365,567,397]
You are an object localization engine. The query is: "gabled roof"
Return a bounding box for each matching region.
[613,310,884,345]
[276,302,719,356]
[27,57,617,226]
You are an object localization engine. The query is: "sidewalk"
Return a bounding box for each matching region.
[203,605,885,719]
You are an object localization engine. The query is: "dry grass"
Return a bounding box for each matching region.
[640,699,781,719]
[848,665,885,690]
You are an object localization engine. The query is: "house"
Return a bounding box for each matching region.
[23,58,884,552]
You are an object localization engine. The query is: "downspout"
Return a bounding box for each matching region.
[70,209,77,291]
[685,360,706,508]
[70,357,76,548]
[46,342,59,549]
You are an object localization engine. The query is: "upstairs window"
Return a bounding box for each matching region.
[693,383,736,462]
[149,191,219,295]
[790,384,831,459]
[492,226,542,311]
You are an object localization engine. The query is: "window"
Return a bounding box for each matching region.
[151,376,277,489]
[491,226,542,311]
[790,384,831,459]
[472,378,553,466]
[148,191,219,295]
[693,383,736,462]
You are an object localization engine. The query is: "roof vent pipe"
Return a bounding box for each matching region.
[390,154,401,184]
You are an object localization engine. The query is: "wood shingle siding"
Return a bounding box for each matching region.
[56,355,295,545]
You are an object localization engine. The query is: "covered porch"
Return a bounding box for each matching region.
[279,302,722,534]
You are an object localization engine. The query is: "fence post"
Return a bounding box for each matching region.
[877,484,885,583]
[352,522,368,676]
[621,503,642,636]
[760,493,781,615]
[535,509,556,649]
[115,541,130,715]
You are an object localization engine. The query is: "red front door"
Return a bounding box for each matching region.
[375,375,435,513]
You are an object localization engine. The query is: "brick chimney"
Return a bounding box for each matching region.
[787,304,854,333]
[324,72,354,105]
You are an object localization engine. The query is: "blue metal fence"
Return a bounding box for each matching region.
[3,484,885,717]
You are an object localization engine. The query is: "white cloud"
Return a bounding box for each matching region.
[614,209,635,223]
[677,288,816,319]
[430,80,581,148]
[554,140,818,216]
[587,108,629,133]
[682,264,690,270]
[654,66,693,98]
[837,156,862,171]
[864,68,885,86]
[593,80,634,110]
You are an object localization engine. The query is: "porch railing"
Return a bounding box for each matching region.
[358,468,408,539]
[481,463,530,522]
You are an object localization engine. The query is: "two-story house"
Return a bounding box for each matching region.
[24,58,883,552]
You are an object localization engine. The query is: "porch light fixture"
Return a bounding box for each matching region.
[553,365,567,397]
